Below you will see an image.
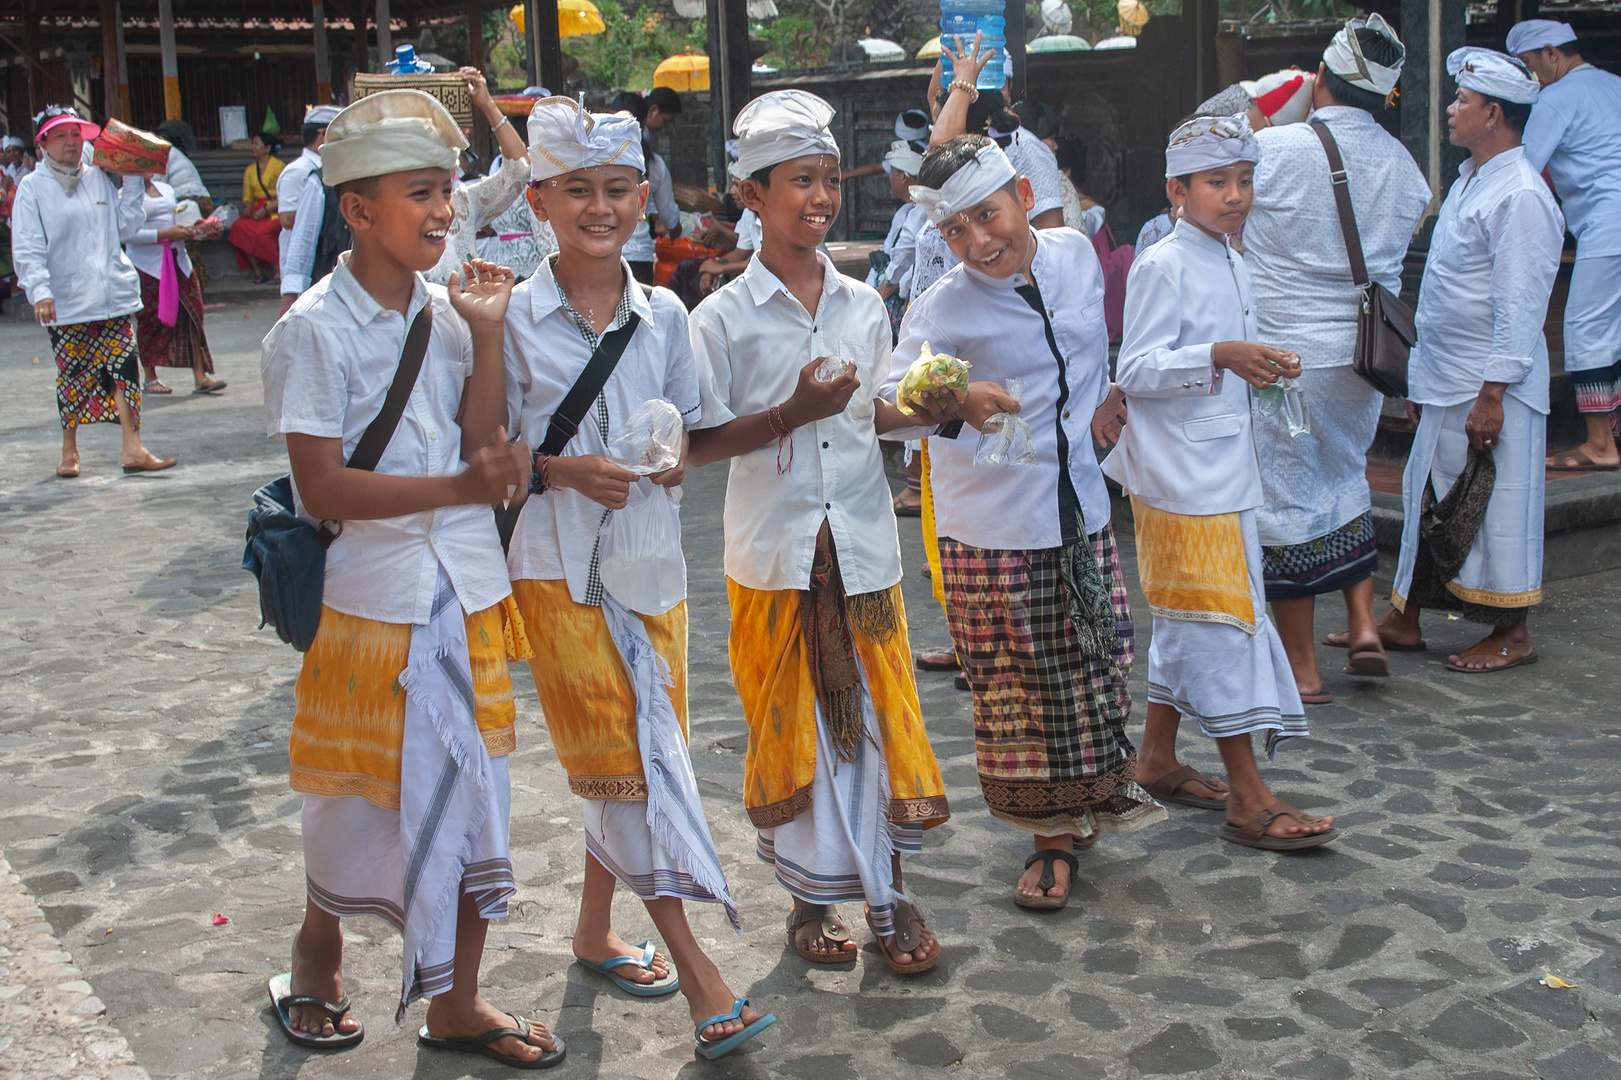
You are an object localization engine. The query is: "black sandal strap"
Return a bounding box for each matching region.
[277,993,351,1020]
[1023,849,1079,894]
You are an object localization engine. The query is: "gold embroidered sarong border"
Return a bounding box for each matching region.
[568,775,650,800]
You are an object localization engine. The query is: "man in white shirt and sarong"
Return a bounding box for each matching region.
[1508,19,1621,472]
[1242,14,1432,702]
[1383,49,1563,673]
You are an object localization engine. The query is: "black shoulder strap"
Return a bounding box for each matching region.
[347,304,432,472]
[1310,120,1370,288]
[538,312,643,457]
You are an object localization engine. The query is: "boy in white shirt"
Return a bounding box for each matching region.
[1102,114,1337,852]
[688,90,950,975]
[502,97,772,1060]
[259,90,553,1065]
[881,135,1165,911]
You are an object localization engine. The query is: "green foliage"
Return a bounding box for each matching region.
[563,0,707,90]
[757,14,829,70]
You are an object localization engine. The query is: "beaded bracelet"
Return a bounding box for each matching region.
[768,404,793,476]
[528,452,552,495]
[947,80,979,102]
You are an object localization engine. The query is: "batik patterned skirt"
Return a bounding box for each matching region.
[136,269,214,374]
[938,526,1163,839]
[1261,510,1379,601]
[48,315,141,429]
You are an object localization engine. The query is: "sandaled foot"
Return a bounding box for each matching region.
[121,453,177,474]
[787,901,856,963]
[691,986,766,1043]
[143,380,172,394]
[1015,848,1076,910]
[192,378,228,394]
[1142,764,1229,810]
[892,491,922,517]
[56,458,80,478]
[915,648,959,671]
[422,997,561,1067]
[1323,627,1425,652]
[282,928,360,1042]
[268,973,362,1050]
[1546,447,1619,471]
[1220,801,1338,852]
[693,997,775,1059]
[1297,686,1334,705]
[864,900,939,973]
[574,934,676,995]
[1445,635,1536,673]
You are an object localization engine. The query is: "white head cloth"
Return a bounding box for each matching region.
[1506,19,1577,55]
[909,140,1017,225]
[883,139,924,178]
[526,96,643,181]
[1323,13,1405,97]
[1447,47,1540,105]
[1196,84,1252,118]
[1164,112,1260,178]
[732,90,840,178]
[1242,69,1316,125]
[1,135,22,150]
[303,104,342,127]
[894,109,931,143]
[320,89,466,187]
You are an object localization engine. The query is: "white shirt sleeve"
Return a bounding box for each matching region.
[1482,187,1566,387]
[281,176,325,295]
[1116,261,1220,398]
[10,180,51,303]
[117,174,149,242]
[689,306,738,429]
[264,312,350,440]
[1521,98,1571,173]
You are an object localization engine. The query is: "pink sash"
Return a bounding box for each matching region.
[157,239,180,327]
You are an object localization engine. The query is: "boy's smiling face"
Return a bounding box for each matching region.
[938,178,1037,279]
[340,167,456,272]
[737,153,841,252]
[526,164,648,260]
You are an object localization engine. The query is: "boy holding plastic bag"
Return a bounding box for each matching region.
[502,97,773,1060]
[880,134,1164,913]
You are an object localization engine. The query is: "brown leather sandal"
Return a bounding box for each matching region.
[787,901,855,964]
[1014,849,1078,911]
[1142,764,1229,810]
[865,900,938,975]
[1219,801,1339,852]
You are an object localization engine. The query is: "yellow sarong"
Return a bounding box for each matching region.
[726,578,949,830]
[290,598,530,809]
[1130,497,1257,634]
[511,578,688,800]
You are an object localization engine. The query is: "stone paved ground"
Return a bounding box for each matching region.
[0,300,1618,1080]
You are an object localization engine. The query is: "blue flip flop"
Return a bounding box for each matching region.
[694,998,776,1060]
[576,941,679,997]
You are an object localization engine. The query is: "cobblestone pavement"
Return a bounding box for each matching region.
[0,300,1618,1080]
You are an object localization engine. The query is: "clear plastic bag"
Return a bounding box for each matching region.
[973,376,1037,467]
[607,399,684,475]
[1253,377,1311,438]
[815,356,854,383]
[597,480,686,615]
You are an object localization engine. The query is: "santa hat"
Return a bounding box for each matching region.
[1241,69,1316,125]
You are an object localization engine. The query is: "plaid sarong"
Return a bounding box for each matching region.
[939,525,1160,836]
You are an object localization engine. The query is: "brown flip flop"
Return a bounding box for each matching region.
[1322,633,1426,653]
[1345,649,1389,677]
[1298,689,1333,705]
[787,902,855,964]
[1220,802,1339,852]
[1546,448,1619,472]
[865,900,939,974]
[1142,764,1229,810]
[1014,849,1078,911]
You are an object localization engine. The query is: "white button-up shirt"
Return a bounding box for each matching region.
[261,254,512,624]
[1410,147,1565,415]
[1245,106,1432,368]
[504,259,701,600]
[280,173,327,295]
[866,201,925,300]
[1523,65,1621,261]
[690,251,902,594]
[11,167,144,326]
[123,180,195,279]
[881,226,1113,549]
[1102,220,1263,517]
[276,146,322,265]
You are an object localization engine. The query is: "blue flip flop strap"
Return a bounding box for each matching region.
[696,997,746,1037]
[597,941,658,974]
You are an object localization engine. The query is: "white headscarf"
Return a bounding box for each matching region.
[526,96,643,181]
[894,109,931,144]
[1323,13,1405,97]
[909,140,1017,225]
[1242,69,1316,125]
[320,89,466,187]
[882,139,924,178]
[1,135,23,150]
[1506,19,1577,56]
[1164,113,1260,178]
[303,104,342,127]
[732,90,840,179]
[1447,47,1540,106]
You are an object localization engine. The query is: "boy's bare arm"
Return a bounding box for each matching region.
[287,430,528,522]
[688,357,860,467]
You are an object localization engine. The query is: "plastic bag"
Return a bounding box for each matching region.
[208,203,240,229]
[815,356,853,383]
[897,341,971,415]
[1254,377,1311,437]
[973,377,1037,467]
[597,481,686,615]
[607,399,684,476]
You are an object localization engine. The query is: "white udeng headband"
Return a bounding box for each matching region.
[1323,12,1404,96]
[909,142,1018,226]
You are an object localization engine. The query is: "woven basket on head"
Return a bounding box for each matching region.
[350,72,474,128]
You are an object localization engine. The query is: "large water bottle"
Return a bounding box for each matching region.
[385,43,435,75]
[939,0,1008,90]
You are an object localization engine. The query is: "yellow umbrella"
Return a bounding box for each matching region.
[1117,0,1149,35]
[509,0,606,38]
[917,35,942,59]
[654,52,709,92]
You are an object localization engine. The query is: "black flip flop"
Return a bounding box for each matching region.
[892,494,922,518]
[418,1011,566,1070]
[267,972,363,1050]
[1014,849,1079,911]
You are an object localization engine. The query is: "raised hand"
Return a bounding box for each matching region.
[447,259,516,328]
[460,67,493,109]
[942,30,995,86]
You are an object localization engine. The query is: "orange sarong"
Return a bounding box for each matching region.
[726,578,949,831]
[511,578,689,800]
[1130,497,1257,634]
[289,598,530,809]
